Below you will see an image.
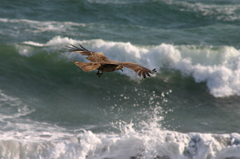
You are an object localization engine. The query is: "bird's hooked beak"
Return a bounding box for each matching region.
[121,68,123,71]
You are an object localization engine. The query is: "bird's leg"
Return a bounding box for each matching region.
[96,70,103,77]
[99,70,103,77]
[96,70,100,76]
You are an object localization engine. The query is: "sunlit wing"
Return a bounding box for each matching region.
[73,61,101,72]
[67,44,109,62]
[109,61,152,78]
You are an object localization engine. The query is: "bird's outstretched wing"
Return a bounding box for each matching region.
[109,61,154,78]
[67,44,109,62]
[72,61,101,72]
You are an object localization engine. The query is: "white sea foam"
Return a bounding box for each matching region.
[20,36,240,97]
[0,89,240,158]
[167,1,240,21]
[149,44,240,97]
[0,120,240,159]
[0,18,85,35]
[74,126,240,159]
[0,90,71,142]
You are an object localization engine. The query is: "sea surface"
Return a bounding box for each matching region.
[0,0,240,159]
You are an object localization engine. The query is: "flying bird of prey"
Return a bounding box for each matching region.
[67,44,156,78]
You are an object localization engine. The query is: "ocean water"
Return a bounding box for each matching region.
[0,0,240,158]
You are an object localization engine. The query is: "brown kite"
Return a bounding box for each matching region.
[67,44,156,78]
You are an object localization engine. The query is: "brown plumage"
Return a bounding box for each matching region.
[67,44,156,78]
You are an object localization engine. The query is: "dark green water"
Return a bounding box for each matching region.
[0,0,240,158]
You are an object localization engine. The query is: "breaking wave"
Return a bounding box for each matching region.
[0,117,240,159]
[19,36,240,97]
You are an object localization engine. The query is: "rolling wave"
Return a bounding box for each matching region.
[11,36,240,97]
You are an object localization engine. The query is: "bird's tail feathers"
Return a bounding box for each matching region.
[72,61,100,72]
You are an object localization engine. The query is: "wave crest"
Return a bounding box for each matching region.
[21,36,240,97]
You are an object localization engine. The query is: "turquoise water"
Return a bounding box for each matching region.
[0,0,240,158]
